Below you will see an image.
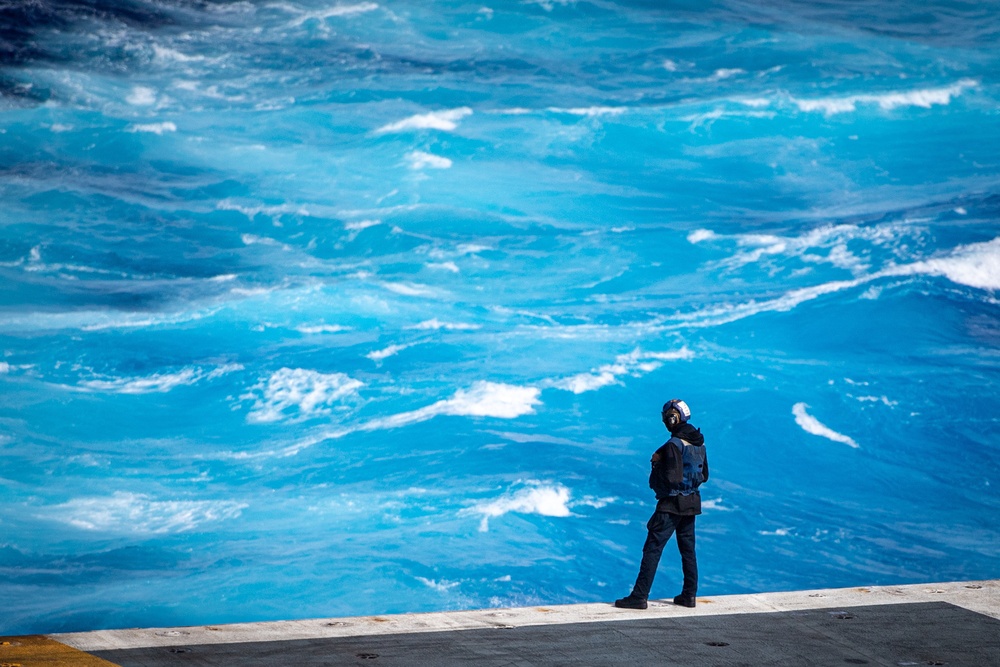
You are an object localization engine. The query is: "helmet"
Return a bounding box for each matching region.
[661,399,691,429]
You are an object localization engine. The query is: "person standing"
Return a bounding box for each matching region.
[615,398,708,610]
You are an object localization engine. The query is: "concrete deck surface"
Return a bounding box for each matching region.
[3,579,997,666]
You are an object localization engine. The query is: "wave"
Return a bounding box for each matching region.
[791,79,978,115]
[407,319,480,331]
[126,121,176,134]
[687,222,921,274]
[415,576,460,593]
[888,236,1000,291]
[792,403,860,449]
[365,381,541,428]
[673,234,1000,330]
[461,480,572,532]
[244,368,365,424]
[406,151,452,170]
[375,107,472,134]
[366,343,410,362]
[295,324,351,334]
[549,106,628,117]
[279,1,380,28]
[547,346,694,394]
[379,282,439,297]
[75,364,241,394]
[426,261,460,273]
[44,492,247,534]
[259,381,542,458]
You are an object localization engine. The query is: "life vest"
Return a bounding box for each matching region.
[667,436,706,497]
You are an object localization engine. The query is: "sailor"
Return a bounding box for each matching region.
[615,398,708,609]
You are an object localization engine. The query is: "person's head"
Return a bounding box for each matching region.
[661,398,691,433]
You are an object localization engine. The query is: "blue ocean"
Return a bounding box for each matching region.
[2,0,999,635]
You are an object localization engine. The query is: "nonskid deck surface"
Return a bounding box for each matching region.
[4,580,998,666]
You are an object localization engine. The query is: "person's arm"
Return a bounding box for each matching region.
[649,445,671,497]
[702,450,709,483]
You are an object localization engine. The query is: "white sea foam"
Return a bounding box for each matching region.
[712,68,745,80]
[364,381,540,432]
[241,234,292,250]
[262,380,541,459]
[675,236,1000,330]
[463,481,571,532]
[152,44,205,63]
[889,236,1000,290]
[701,223,918,274]
[701,498,734,511]
[415,577,460,592]
[792,403,859,449]
[366,343,409,362]
[687,229,718,243]
[554,106,627,117]
[219,200,311,219]
[344,219,381,231]
[488,431,579,446]
[246,368,364,423]
[0,307,219,333]
[126,86,156,106]
[426,261,460,273]
[375,107,472,134]
[284,2,379,26]
[526,0,575,11]
[792,79,977,115]
[381,282,438,297]
[854,395,898,407]
[246,381,540,458]
[572,495,616,509]
[127,122,176,135]
[550,347,694,394]
[48,492,246,534]
[407,319,481,331]
[295,324,350,334]
[406,151,452,169]
[78,364,241,394]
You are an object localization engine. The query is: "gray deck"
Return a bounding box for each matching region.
[42,580,1000,667]
[89,601,998,667]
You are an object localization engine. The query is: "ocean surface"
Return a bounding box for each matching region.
[2,0,999,635]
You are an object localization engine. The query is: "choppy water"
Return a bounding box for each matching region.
[2,0,999,635]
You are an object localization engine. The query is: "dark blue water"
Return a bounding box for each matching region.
[2,0,999,634]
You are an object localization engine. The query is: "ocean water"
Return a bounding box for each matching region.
[2,0,999,635]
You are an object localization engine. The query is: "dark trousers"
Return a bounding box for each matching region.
[631,510,697,600]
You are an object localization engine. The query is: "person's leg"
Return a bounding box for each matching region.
[673,514,697,598]
[630,510,676,600]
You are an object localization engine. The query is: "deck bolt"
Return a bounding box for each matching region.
[705,641,729,647]
[356,653,379,659]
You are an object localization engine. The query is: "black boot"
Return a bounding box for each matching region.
[614,595,648,610]
[672,594,696,608]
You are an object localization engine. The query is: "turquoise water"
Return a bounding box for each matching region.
[1,0,999,634]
